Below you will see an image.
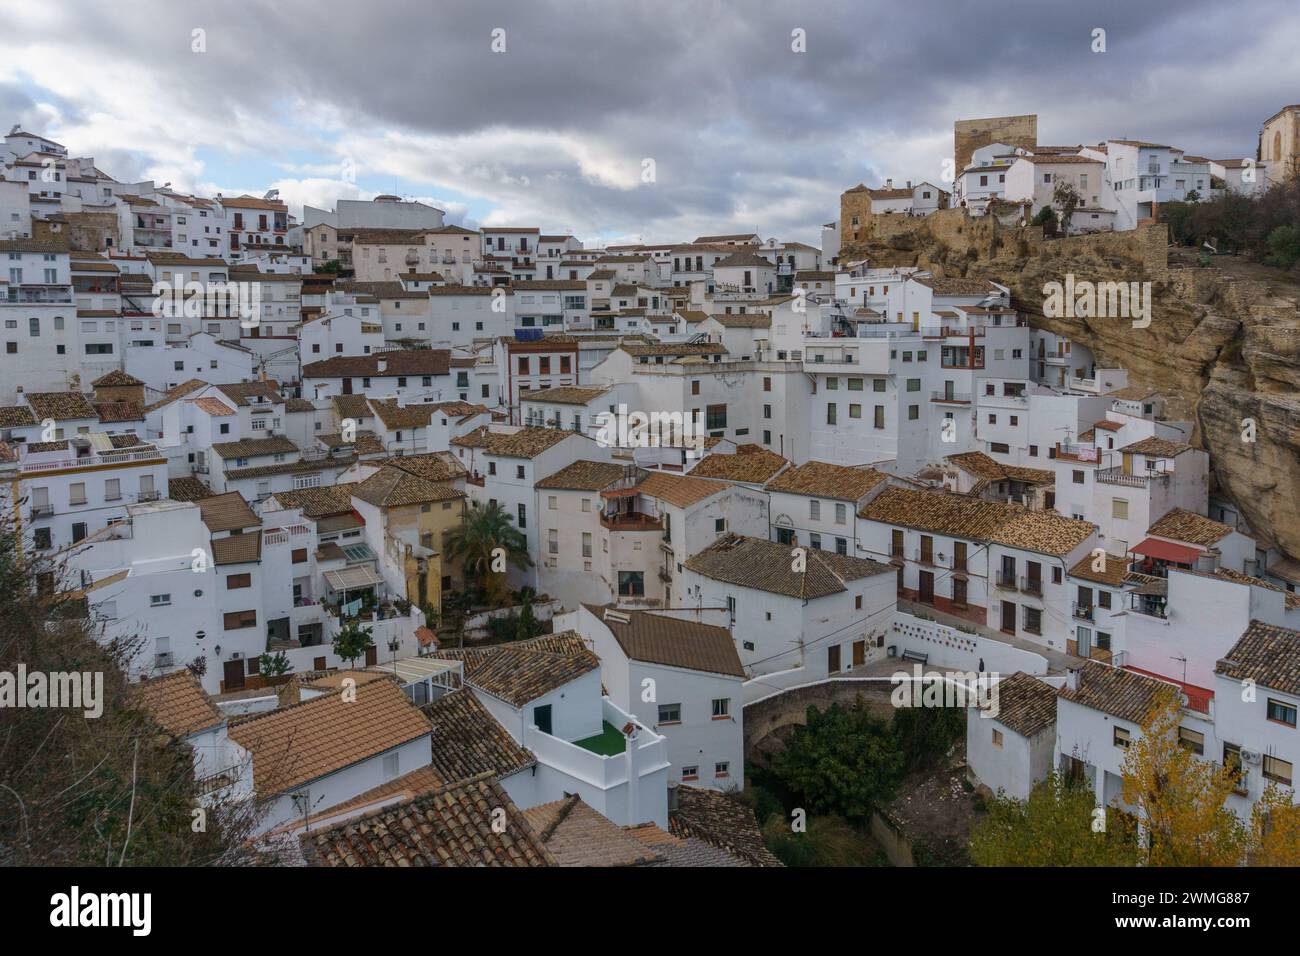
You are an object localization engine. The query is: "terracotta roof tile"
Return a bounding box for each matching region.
[1058,660,1179,724]
[766,460,888,500]
[535,459,627,491]
[584,605,745,677]
[131,670,223,738]
[684,533,892,599]
[983,672,1057,737]
[430,633,600,708]
[1216,621,1300,696]
[1146,508,1233,546]
[668,786,783,867]
[422,688,535,783]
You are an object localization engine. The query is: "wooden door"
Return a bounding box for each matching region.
[1001,601,1016,634]
[852,640,866,667]
[953,577,968,608]
[223,659,245,691]
[919,570,935,604]
[827,645,841,674]
[365,645,378,666]
[953,541,967,572]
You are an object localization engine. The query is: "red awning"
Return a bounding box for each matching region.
[1131,537,1200,564]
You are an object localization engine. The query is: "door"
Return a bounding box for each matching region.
[919,570,935,604]
[827,645,841,675]
[1001,601,1016,634]
[953,541,967,572]
[533,704,553,735]
[891,529,904,559]
[1122,452,1133,476]
[223,659,245,691]
[852,640,866,668]
[920,535,933,564]
[342,377,353,395]
[365,645,378,666]
[1076,626,1092,658]
[953,577,968,608]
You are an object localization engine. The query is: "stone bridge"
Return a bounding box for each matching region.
[743,677,900,765]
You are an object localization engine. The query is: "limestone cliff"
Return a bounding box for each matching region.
[841,209,1300,558]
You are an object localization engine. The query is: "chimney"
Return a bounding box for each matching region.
[885,178,893,190]
[906,180,913,189]
[666,782,679,812]
[376,357,387,374]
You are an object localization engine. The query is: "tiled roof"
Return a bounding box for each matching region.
[211,435,298,460]
[168,476,213,502]
[142,379,208,413]
[517,385,608,405]
[859,486,1017,540]
[214,381,282,407]
[684,534,892,599]
[430,632,600,708]
[1068,552,1128,587]
[911,275,1001,295]
[422,688,536,783]
[299,774,555,867]
[535,459,626,491]
[636,470,728,508]
[450,425,577,459]
[229,680,432,796]
[211,532,261,566]
[192,397,236,417]
[989,510,1095,557]
[351,467,464,508]
[668,785,783,867]
[523,796,661,867]
[687,446,788,484]
[714,249,774,268]
[710,312,772,328]
[303,350,452,378]
[766,460,889,500]
[1058,660,1179,724]
[332,393,371,422]
[584,605,745,677]
[985,672,1057,737]
[91,369,144,387]
[93,400,144,423]
[1146,508,1233,546]
[197,491,261,533]
[131,670,223,738]
[1215,621,1300,696]
[631,824,750,866]
[369,399,439,430]
[1120,436,1195,458]
[946,451,1053,485]
[383,451,466,483]
[622,342,727,357]
[24,391,97,421]
[0,405,37,428]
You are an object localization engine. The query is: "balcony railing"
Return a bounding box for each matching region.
[930,390,971,404]
[1096,466,1170,487]
[995,572,1017,590]
[1073,602,1094,622]
[1020,576,1043,597]
[600,511,663,532]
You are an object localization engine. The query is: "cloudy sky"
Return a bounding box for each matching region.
[2,0,1298,245]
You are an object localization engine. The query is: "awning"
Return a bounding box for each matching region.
[323,565,385,591]
[1131,537,1200,565]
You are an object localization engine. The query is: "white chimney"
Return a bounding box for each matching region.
[885,178,893,190]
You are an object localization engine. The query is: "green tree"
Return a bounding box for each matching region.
[892,705,965,771]
[258,650,292,680]
[332,619,374,667]
[970,773,1140,866]
[772,702,904,820]
[1052,180,1082,235]
[1264,224,1300,270]
[444,501,531,605]
[515,601,543,641]
[1031,204,1058,236]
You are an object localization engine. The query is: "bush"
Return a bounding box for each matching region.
[761,813,881,867]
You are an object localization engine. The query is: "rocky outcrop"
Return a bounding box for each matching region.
[844,210,1300,557]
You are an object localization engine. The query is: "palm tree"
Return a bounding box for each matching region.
[444,501,531,605]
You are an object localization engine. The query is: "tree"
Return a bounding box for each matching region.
[1031,204,1058,236]
[1251,785,1300,865]
[1264,224,1300,270]
[332,619,374,668]
[971,773,1139,866]
[772,702,904,820]
[892,704,965,770]
[1052,180,1082,236]
[258,651,292,681]
[443,501,531,605]
[1119,694,1251,866]
[515,601,543,641]
[0,516,276,865]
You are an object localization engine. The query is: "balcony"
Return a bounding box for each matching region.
[1096,466,1170,487]
[29,503,54,520]
[600,511,663,532]
[930,390,971,404]
[995,572,1018,591]
[1019,576,1043,597]
[1072,602,1094,622]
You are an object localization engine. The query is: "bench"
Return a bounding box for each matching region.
[901,649,929,665]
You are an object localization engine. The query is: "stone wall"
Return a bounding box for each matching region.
[954,114,1038,174]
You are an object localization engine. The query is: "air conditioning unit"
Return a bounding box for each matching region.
[1240,749,1262,765]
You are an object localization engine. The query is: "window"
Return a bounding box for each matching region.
[517,503,526,528]
[809,533,821,549]
[834,503,846,524]
[908,405,919,420]
[1112,498,1129,520]
[712,698,730,719]
[1113,726,1132,749]
[826,403,837,425]
[1098,590,1112,609]
[906,378,920,392]
[226,573,252,590]
[1264,755,1293,786]
[291,548,307,564]
[1052,566,1062,584]
[150,593,172,608]
[681,765,699,781]
[1072,470,1085,484]
[618,570,644,597]
[548,529,558,554]
[516,465,525,480]
[705,404,727,430]
[809,500,821,521]
[1267,698,1298,727]
[1023,606,1042,635]
[873,406,885,429]
[715,761,730,778]
[658,703,681,724]
[547,495,557,510]
[104,478,120,501]
[223,610,257,630]
[992,728,1003,748]
[1178,727,1205,755]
